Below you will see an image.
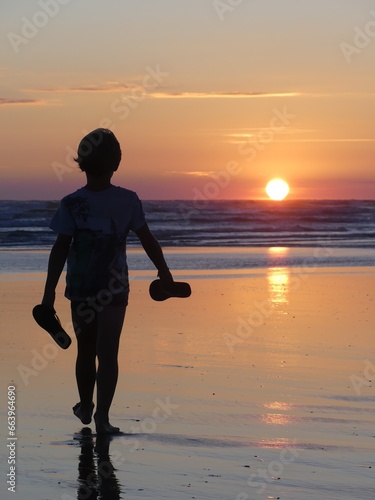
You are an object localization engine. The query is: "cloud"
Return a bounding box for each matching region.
[226,128,315,135]
[24,82,140,93]
[150,91,300,99]
[164,170,217,177]
[226,136,375,145]
[23,84,300,99]
[0,97,46,106]
[152,90,375,100]
[279,138,375,143]
[217,127,375,145]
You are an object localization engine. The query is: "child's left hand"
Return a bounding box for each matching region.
[158,269,174,290]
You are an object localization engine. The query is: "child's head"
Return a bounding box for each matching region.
[75,128,121,177]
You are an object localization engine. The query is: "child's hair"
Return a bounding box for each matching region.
[74,128,122,177]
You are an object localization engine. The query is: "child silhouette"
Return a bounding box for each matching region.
[41,128,173,434]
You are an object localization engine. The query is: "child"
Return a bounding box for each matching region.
[41,128,174,434]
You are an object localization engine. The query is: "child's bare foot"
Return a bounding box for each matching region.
[94,413,120,434]
[73,402,94,425]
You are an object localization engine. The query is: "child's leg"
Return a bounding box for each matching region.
[95,305,126,433]
[71,303,97,424]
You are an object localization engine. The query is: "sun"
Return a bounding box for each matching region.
[265,178,289,201]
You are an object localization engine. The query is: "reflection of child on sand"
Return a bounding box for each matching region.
[41,128,174,434]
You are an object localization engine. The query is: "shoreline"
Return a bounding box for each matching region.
[0,246,375,277]
[1,265,375,282]
[1,245,375,252]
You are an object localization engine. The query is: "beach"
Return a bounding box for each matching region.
[0,252,374,499]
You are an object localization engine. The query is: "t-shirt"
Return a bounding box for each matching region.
[50,185,146,301]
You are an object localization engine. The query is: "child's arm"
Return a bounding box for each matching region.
[135,223,173,286]
[41,233,72,307]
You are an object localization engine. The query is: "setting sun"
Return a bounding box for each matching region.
[266,179,290,201]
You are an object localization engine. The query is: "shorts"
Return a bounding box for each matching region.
[70,290,129,313]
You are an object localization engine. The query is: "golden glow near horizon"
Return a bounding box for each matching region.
[266,179,290,201]
[1,1,375,199]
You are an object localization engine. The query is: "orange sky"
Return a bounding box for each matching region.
[1,0,375,200]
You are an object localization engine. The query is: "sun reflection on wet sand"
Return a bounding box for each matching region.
[257,438,297,449]
[267,266,290,306]
[267,246,290,309]
[264,401,293,411]
[260,401,295,426]
[260,413,293,426]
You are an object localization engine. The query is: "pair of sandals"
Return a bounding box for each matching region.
[33,280,191,349]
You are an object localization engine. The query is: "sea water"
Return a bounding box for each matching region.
[1,199,374,273]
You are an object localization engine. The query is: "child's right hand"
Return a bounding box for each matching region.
[41,290,55,308]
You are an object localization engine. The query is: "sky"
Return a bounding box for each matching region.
[1,0,375,200]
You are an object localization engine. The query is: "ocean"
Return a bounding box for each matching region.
[1,199,375,272]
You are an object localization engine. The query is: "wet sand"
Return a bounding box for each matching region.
[0,265,374,499]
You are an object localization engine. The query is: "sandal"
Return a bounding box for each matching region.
[32,304,71,349]
[149,280,191,302]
